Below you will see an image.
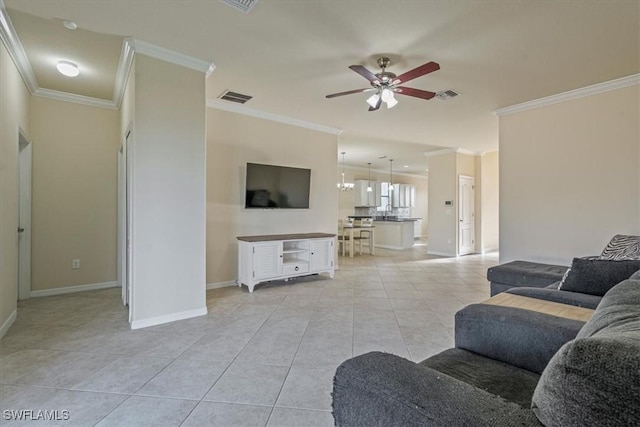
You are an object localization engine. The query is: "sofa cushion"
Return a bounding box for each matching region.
[333,351,541,427]
[420,348,540,407]
[558,257,640,296]
[487,261,568,288]
[531,280,640,426]
[455,304,584,374]
[600,234,640,260]
[576,279,640,339]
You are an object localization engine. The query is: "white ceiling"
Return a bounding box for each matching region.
[4,0,639,175]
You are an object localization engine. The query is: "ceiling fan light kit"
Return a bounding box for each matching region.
[326,57,440,111]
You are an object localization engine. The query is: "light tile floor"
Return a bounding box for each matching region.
[0,241,498,426]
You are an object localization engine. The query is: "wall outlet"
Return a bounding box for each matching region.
[72,259,80,269]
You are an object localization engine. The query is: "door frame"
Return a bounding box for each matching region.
[17,128,32,300]
[117,126,134,322]
[458,175,475,256]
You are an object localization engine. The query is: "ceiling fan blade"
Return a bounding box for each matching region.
[349,65,380,84]
[394,61,440,84]
[368,97,382,111]
[395,86,436,100]
[326,88,374,98]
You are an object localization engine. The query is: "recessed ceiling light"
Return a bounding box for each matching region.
[56,61,79,77]
[403,165,409,168]
[63,20,77,30]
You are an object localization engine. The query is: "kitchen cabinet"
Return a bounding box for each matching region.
[372,220,415,249]
[414,219,422,238]
[354,180,381,207]
[393,184,416,207]
[237,233,335,292]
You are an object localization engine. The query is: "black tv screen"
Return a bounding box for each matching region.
[245,163,311,209]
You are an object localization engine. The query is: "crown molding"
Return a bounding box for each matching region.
[424,147,484,157]
[131,39,215,76]
[112,37,135,109]
[494,74,640,117]
[1,2,213,109]
[207,99,343,135]
[0,0,38,93]
[34,87,117,109]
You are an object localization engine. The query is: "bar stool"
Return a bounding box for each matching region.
[355,218,373,255]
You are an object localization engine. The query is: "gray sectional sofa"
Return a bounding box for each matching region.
[333,236,640,426]
[332,278,640,426]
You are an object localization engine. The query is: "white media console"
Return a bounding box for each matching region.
[237,233,336,292]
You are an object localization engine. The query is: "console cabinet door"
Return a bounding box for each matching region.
[310,239,333,272]
[253,241,282,280]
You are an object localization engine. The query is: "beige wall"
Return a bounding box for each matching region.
[130,54,207,327]
[0,41,31,333]
[480,151,499,252]
[499,84,640,265]
[29,97,119,291]
[426,152,457,256]
[427,150,496,256]
[206,109,338,285]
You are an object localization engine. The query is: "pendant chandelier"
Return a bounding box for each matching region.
[366,162,373,192]
[337,152,355,191]
[389,159,394,191]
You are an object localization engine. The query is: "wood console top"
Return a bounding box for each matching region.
[237,233,336,242]
[482,293,594,322]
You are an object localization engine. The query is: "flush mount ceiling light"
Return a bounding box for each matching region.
[56,61,79,77]
[63,20,77,30]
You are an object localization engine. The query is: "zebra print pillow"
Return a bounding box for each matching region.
[600,235,640,260]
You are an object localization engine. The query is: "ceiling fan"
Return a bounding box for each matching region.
[326,57,440,111]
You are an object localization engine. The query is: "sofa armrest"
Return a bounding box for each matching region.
[455,304,584,374]
[333,352,540,427]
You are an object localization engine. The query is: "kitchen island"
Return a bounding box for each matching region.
[373,218,418,250]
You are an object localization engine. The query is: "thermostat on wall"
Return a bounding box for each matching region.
[445,200,453,206]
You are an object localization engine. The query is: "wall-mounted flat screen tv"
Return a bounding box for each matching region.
[245,163,311,209]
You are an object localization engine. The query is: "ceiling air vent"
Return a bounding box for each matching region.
[219,90,253,104]
[436,89,461,101]
[219,0,259,13]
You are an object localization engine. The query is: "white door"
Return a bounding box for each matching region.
[458,175,475,256]
[17,131,32,301]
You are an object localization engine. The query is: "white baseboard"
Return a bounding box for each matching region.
[427,250,456,257]
[30,281,119,298]
[375,244,410,250]
[481,248,499,254]
[130,306,208,330]
[0,309,17,339]
[206,280,237,290]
